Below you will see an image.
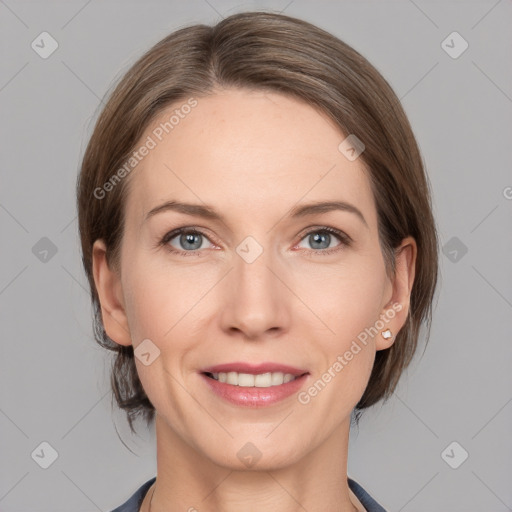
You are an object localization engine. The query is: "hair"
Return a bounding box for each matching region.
[77,10,439,434]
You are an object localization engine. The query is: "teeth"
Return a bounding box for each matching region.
[210,371,298,387]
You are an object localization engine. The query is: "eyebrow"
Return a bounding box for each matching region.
[144,200,368,228]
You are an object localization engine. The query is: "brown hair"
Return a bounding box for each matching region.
[77,11,439,433]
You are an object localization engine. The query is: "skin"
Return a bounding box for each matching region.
[93,88,416,512]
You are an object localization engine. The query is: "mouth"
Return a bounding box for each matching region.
[203,370,307,388]
[200,362,309,388]
[199,362,310,406]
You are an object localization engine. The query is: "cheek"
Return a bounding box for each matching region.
[120,259,194,410]
[305,275,382,412]
[297,258,387,339]
[121,256,178,342]
[121,254,214,353]
[298,258,387,390]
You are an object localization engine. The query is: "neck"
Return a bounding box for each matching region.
[140,414,363,512]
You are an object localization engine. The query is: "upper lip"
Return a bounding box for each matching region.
[201,362,308,377]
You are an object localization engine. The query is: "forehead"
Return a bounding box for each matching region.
[124,88,376,229]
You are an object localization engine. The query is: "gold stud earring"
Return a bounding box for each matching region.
[381,329,393,340]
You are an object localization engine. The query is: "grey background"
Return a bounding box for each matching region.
[1,0,511,510]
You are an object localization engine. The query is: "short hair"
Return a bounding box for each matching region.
[77,11,439,434]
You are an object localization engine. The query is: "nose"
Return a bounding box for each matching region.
[218,241,291,340]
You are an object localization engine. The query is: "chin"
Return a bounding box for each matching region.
[202,439,304,472]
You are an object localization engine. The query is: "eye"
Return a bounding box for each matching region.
[160,228,216,256]
[295,227,351,255]
[159,226,351,257]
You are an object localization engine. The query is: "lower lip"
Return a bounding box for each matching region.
[200,373,309,407]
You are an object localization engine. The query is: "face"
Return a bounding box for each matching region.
[93,87,415,471]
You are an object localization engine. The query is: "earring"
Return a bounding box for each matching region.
[381,329,393,339]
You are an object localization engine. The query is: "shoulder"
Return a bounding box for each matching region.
[348,477,388,512]
[110,476,156,512]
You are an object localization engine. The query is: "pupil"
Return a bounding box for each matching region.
[311,232,329,250]
[181,232,201,250]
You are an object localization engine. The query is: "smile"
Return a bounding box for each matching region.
[201,371,309,407]
[205,371,298,387]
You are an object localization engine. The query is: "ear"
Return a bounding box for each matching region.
[376,236,417,351]
[92,239,132,346]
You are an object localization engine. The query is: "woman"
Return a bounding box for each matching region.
[77,11,438,512]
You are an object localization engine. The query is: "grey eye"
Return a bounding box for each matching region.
[167,230,213,252]
[297,230,343,251]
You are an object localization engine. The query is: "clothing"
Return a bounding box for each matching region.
[111,476,387,512]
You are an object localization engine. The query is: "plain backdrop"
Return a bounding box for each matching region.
[1,1,511,511]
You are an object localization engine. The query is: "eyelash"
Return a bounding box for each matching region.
[158,226,352,257]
